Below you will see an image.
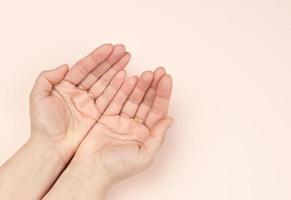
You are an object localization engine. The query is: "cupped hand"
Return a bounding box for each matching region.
[73,67,173,184]
[29,43,131,160]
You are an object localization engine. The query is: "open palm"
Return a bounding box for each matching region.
[74,67,173,182]
[30,44,131,160]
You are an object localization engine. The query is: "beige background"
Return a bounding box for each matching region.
[0,0,291,199]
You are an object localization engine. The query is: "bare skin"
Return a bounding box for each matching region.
[44,68,173,200]
[0,43,132,200]
[30,43,131,160]
[0,43,173,200]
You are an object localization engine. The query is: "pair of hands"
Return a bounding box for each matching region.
[26,43,173,199]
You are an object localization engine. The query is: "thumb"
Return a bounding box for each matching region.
[143,118,174,157]
[31,64,68,97]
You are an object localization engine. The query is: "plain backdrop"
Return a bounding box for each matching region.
[0,0,291,199]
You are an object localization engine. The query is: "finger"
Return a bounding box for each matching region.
[121,71,154,118]
[87,53,131,99]
[64,43,114,85]
[134,67,166,123]
[31,64,68,97]
[145,74,172,129]
[110,51,131,71]
[78,44,127,90]
[95,70,126,113]
[142,118,173,163]
[104,76,138,115]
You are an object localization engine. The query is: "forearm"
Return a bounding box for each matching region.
[0,136,66,200]
[43,160,110,200]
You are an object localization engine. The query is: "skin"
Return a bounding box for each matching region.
[43,68,173,200]
[0,43,173,200]
[0,43,132,200]
[30,43,131,160]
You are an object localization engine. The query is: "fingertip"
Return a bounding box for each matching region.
[125,52,131,59]
[121,76,138,95]
[49,64,69,78]
[58,64,69,72]
[111,70,127,87]
[102,43,114,48]
[113,44,126,55]
[157,74,173,99]
[123,52,131,61]
[127,75,138,85]
[158,118,173,128]
[151,67,167,88]
[166,117,174,128]
[114,44,126,51]
[164,74,173,81]
[155,66,166,74]
[99,43,114,54]
[112,52,131,71]
[116,70,127,78]
[161,74,173,86]
[141,71,154,82]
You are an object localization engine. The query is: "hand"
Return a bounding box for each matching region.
[1,43,132,200]
[29,43,131,161]
[73,67,173,184]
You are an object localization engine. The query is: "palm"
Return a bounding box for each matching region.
[93,115,150,150]
[75,68,173,181]
[81,115,149,175]
[51,80,98,141]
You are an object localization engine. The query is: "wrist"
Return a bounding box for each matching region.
[29,131,76,165]
[0,136,68,200]
[44,158,111,200]
[28,135,68,166]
